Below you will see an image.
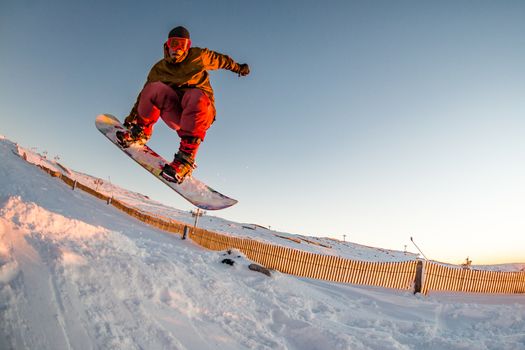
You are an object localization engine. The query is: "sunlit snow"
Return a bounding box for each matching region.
[1,138,524,350]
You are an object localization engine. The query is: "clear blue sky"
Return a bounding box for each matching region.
[2,0,524,264]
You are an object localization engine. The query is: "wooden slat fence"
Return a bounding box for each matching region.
[31,159,525,296]
[422,261,525,295]
[189,227,418,290]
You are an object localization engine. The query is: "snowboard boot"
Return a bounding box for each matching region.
[116,121,152,148]
[161,137,201,184]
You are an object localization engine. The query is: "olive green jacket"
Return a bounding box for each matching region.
[129,44,243,119]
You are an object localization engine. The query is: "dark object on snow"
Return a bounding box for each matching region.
[223,250,241,258]
[221,258,235,266]
[249,264,271,277]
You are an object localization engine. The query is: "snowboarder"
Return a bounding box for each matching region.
[117,26,250,183]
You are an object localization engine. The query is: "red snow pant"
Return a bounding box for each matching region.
[136,82,215,141]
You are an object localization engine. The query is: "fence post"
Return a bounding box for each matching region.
[414,260,423,294]
[182,226,189,240]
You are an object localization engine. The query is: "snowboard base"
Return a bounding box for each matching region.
[95,114,237,210]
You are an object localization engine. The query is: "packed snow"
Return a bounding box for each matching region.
[1,138,524,350]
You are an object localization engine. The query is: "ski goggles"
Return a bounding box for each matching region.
[166,37,191,51]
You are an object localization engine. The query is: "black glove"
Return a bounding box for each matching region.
[237,63,250,77]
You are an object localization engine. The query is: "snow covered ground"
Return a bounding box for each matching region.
[1,137,524,350]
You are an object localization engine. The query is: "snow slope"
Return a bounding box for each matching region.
[16,140,423,263]
[15,140,525,271]
[1,138,525,350]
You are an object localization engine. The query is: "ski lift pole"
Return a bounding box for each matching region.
[410,236,428,260]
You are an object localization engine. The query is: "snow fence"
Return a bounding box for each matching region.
[421,261,525,295]
[190,229,418,290]
[32,159,525,296]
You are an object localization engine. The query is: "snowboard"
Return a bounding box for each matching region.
[95,114,238,210]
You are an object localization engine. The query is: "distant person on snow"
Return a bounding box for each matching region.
[117,26,250,183]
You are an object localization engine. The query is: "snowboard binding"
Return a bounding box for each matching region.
[116,123,150,148]
[160,152,197,184]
